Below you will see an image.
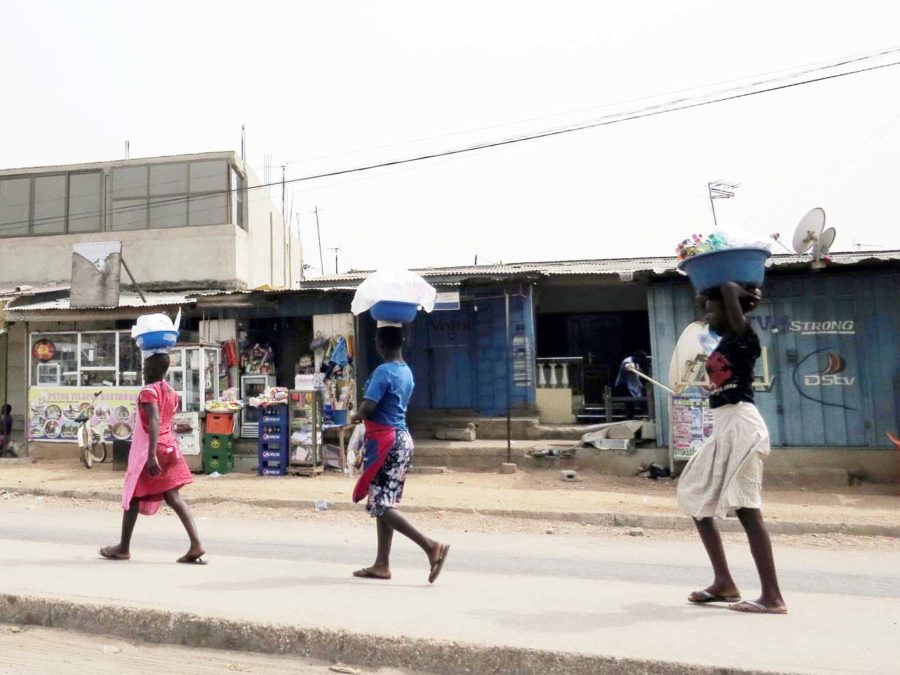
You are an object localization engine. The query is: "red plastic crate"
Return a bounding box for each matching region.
[206,413,235,435]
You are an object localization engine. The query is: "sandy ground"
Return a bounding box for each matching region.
[1,458,897,528]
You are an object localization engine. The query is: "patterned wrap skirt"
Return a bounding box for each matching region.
[366,429,413,517]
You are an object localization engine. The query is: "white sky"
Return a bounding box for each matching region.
[2,1,900,275]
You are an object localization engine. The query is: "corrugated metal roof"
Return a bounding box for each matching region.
[7,291,200,312]
[0,283,72,299]
[302,250,900,285]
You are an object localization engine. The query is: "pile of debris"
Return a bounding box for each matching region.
[579,420,654,450]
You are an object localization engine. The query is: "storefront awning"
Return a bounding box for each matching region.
[3,291,201,322]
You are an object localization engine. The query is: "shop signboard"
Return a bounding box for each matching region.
[173,411,201,455]
[669,393,712,461]
[28,387,140,443]
[433,291,461,311]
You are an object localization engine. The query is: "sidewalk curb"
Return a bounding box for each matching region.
[5,485,898,538]
[0,593,776,675]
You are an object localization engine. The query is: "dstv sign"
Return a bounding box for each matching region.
[803,351,855,387]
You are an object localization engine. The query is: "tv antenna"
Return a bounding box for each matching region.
[707,180,740,226]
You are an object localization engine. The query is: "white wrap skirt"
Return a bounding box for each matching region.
[676,402,770,519]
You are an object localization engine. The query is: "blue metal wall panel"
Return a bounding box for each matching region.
[398,287,536,415]
[649,269,899,448]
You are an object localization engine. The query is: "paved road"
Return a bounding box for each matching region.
[1,501,898,674]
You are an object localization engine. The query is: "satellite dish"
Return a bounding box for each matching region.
[668,321,720,394]
[817,227,836,255]
[792,207,826,254]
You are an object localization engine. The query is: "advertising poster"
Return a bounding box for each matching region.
[29,387,140,443]
[173,411,201,456]
[669,393,713,460]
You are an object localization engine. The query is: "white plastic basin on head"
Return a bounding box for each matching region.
[131,313,177,338]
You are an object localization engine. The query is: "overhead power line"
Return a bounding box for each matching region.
[264,44,900,170]
[3,48,900,233]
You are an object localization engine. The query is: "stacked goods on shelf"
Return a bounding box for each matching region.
[257,405,289,476]
[288,389,324,476]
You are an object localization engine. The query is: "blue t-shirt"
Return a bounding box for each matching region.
[364,362,414,430]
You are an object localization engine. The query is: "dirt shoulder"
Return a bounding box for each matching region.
[2,458,897,529]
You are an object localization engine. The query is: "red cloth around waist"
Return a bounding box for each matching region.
[352,419,396,503]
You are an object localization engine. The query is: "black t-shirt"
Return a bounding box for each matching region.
[705,327,760,408]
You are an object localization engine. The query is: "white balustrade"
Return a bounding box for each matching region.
[535,358,583,389]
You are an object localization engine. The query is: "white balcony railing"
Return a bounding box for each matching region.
[535,357,583,391]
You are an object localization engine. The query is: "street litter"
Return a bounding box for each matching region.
[528,446,575,458]
[580,421,646,448]
[329,664,361,674]
[315,499,329,511]
[207,471,221,478]
[635,463,671,480]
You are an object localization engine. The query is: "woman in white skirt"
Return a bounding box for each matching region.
[676,281,787,615]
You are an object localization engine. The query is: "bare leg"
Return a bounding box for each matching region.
[355,517,395,579]
[733,508,786,612]
[379,507,441,562]
[374,515,395,570]
[100,498,139,559]
[689,517,741,601]
[354,508,447,582]
[164,488,204,560]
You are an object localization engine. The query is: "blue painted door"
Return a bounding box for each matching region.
[425,310,476,410]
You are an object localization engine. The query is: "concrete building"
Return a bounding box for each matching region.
[0,151,301,290]
[0,151,302,456]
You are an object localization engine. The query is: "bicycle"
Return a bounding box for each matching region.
[75,390,108,469]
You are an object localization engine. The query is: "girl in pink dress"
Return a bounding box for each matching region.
[100,353,206,563]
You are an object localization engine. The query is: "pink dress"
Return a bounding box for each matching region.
[121,380,193,515]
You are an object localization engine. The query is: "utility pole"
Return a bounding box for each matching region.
[281,165,286,222]
[314,206,325,275]
[326,247,340,274]
[707,180,740,226]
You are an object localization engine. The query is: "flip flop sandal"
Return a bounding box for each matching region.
[177,554,208,565]
[689,589,741,604]
[352,568,391,580]
[98,546,130,561]
[428,544,450,584]
[728,600,787,615]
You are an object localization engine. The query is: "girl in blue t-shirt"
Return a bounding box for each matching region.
[351,325,449,583]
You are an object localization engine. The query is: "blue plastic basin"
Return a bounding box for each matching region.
[677,247,771,294]
[370,301,419,323]
[135,330,179,350]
